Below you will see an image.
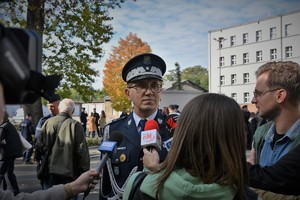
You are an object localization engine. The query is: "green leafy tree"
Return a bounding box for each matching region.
[103,32,151,111]
[182,65,208,90]
[0,0,128,125]
[164,65,208,90]
[175,62,182,90]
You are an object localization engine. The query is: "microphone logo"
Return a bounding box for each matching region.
[98,141,117,152]
[142,131,156,142]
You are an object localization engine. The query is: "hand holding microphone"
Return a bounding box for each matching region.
[83,131,123,199]
[143,148,160,171]
[140,120,161,171]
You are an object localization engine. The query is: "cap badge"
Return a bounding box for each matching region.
[144,55,151,65]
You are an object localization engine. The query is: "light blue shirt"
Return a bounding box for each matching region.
[259,118,300,167]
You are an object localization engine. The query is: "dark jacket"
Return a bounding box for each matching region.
[20,119,34,143]
[0,121,23,160]
[248,144,300,195]
[100,110,170,199]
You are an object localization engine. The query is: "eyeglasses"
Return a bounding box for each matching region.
[127,82,163,93]
[253,88,281,99]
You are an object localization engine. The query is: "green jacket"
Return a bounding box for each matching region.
[123,168,237,200]
[36,113,90,179]
[253,121,300,163]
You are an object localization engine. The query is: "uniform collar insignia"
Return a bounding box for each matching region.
[157,118,163,125]
[128,119,132,126]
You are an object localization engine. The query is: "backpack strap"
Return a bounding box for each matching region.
[128,171,148,200]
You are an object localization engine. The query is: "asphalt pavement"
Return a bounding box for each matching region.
[13,148,251,200]
[14,146,100,200]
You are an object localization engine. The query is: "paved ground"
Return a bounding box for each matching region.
[14,146,100,199]
[13,147,251,199]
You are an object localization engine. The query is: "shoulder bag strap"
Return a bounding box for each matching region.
[128,171,148,200]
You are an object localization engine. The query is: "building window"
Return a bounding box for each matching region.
[220,76,225,86]
[270,27,276,39]
[244,92,250,103]
[243,53,249,64]
[230,36,236,46]
[286,46,292,58]
[231,74,237,85]
[243,33,249,44]
[270,49,277,60]
[220,56,224,67]
[243,73,249,84]
[231,55,236,65]
[256,30,262,41]
[231,93,237,101]
[256,51,262,62]
[285,24,291,36]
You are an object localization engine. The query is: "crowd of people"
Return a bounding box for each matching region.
[80,108,106,138]
[0,50,299,200]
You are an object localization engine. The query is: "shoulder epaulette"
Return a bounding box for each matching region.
[106,116,127,126]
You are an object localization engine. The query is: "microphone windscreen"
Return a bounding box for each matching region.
[109,131,123,146]
[144,120,159,131]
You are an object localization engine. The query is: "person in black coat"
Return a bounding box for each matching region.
[0,111,23,195]
[80,107,88,135]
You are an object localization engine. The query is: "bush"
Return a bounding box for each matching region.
[86,137,101,146]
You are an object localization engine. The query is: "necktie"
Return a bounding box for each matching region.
[138,119,147,134]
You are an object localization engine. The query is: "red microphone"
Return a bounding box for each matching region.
[140,120,161,150]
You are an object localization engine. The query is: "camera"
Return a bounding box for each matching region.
[0,24,61,104]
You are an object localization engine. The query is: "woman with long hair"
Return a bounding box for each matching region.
[123,93,256,200]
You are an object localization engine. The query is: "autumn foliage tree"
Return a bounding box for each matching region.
[103,33,151,111]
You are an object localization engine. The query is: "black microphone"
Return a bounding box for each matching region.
[83,131,123,199]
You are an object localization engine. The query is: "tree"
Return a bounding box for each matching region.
[164,65,208,90]
[181,65,208,90]
[174,62,182,90]
[103,32,151,111]
[0,0,128,125]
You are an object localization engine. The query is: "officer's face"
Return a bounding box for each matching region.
[126,79,162,117]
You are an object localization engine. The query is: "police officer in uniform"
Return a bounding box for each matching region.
[99,53,170,200]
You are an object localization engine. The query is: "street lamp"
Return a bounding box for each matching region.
[213,37,226,93]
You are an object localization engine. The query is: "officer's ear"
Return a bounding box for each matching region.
[125,88,131,100]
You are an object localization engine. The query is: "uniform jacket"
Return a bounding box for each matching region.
[123,169,238,200]
[100,110,170,199]
[248,144,300,196]
[35,113,90,179]
[35,114,52,140]
[0,121,23,160]
[0,184,66,200]
[20,119,34,142]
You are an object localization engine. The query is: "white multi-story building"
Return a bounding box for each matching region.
[208,10,300,108]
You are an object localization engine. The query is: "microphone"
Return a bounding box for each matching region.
[83,131,123,199]
[163,137,173,151]
[140,120,161,151]
[96,131,123,172]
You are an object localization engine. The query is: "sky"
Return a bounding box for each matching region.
[94,0,300,89]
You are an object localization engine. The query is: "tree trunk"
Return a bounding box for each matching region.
[23,0,45,127]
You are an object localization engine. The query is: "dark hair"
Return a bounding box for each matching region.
[154,93,248,199]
